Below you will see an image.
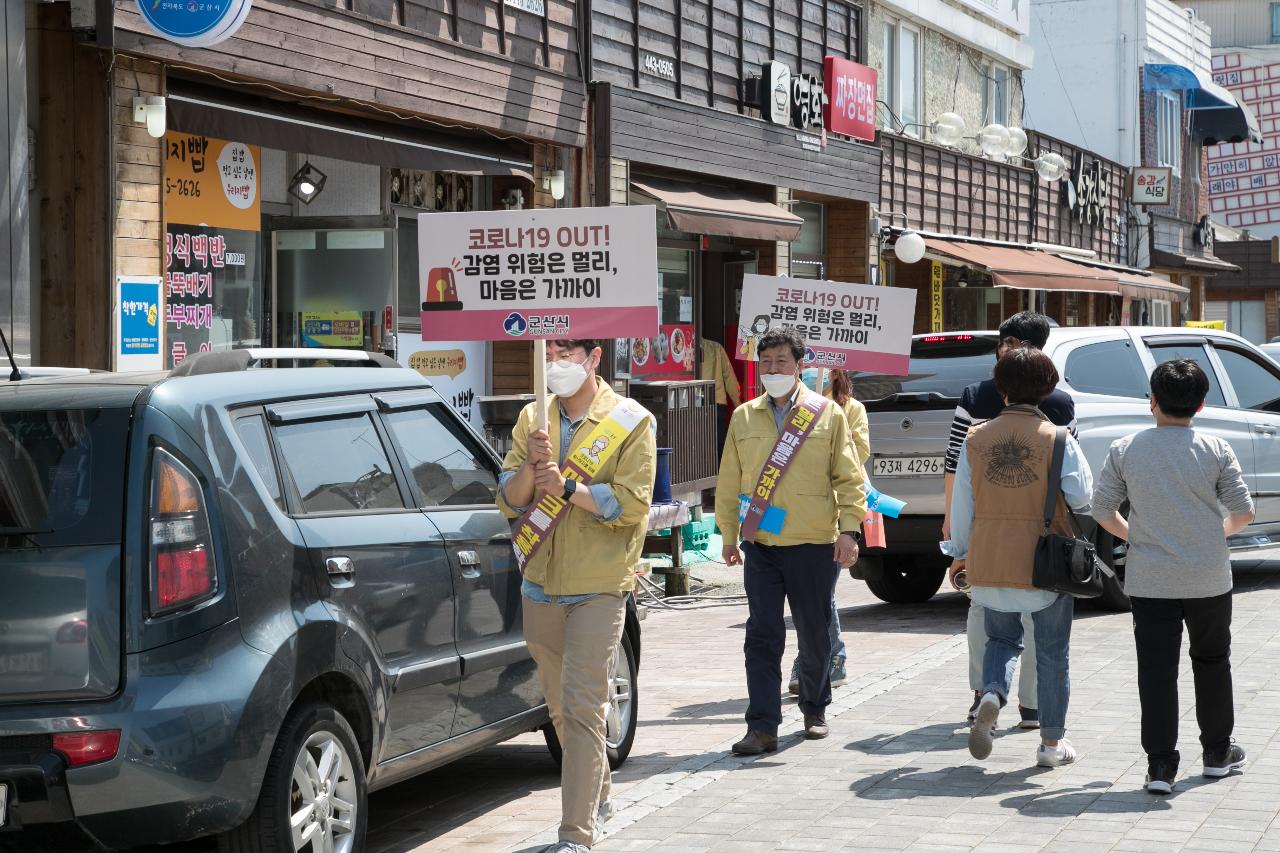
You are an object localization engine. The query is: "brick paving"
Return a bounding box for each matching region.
[368,554,1280,853]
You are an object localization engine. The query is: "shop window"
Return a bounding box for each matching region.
[882,20,921,131]
[791,202,825,280]
[397,217,420,329]
[1273,3,1280,43]
[1129,298,1172,327]
[1064,340,1149,399]
[1217,348,1280,413]
[1157,92,1182,176]
[1063,292,1082,327]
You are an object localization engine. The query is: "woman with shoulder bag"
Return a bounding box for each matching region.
[941,346,1094,768]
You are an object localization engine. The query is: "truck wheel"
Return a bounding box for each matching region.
[1094,527,1131,612]
[219,702,367,853]
[544,631,638,770]
[865,559,946,604]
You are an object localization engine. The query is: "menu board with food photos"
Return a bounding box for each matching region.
[630,324,695,379]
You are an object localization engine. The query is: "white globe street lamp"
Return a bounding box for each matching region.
[1034,152,1069,182]
[932,112,966,148]
[979,123,1011,158]
[1005,127,1029,159]
[894,230,927,264]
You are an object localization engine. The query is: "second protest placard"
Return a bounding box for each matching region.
[419,206,659,342]
[736,274,917,375]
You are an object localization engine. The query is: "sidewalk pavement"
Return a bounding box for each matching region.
[367,554,1280,853]
[586,559,1280,853]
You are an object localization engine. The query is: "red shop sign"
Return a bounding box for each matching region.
[822,56,877,143]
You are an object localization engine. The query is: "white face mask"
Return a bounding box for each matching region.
[761,372,799,399]
[546,360,590,397]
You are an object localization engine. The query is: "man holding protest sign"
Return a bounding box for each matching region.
[498,339,656,853]
[717,327,867,752]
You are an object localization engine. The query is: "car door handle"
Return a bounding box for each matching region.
[456,550,482,580]
[325,556,356,588]
[1254,425,1277,437]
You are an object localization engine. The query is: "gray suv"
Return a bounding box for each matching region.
[852,327,1280,610]
[0,350,641,851]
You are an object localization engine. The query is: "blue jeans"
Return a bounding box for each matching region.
[982,593,1074,741]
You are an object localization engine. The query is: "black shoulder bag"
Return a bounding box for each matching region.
[1031,427,1113,599]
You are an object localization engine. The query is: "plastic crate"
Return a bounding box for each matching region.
[680,518,714,552]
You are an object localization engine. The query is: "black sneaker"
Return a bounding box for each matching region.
[966,691,981,725]
[1203,741,1247,778]
[1145,760,1177,795]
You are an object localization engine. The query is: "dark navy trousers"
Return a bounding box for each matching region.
[742,541,841,733]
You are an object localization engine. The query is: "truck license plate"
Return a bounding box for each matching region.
[873,456,945,477]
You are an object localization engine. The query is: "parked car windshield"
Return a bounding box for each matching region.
[0,408,130,547]
[852,334,997,410]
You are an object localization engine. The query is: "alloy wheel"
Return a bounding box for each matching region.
[289,731,359,853]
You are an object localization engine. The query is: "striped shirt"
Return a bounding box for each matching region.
[943,379,1077,474]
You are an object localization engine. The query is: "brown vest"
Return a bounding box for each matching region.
[965,406,1073,590]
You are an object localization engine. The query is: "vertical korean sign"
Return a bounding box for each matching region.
[419,206,659,341]
[163,131,263,368]
[736,275,916,375]
[930,262,944,333]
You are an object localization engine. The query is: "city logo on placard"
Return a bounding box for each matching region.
[136,0,253,47]
[503,312,528,337]
[1062,151,1109,228]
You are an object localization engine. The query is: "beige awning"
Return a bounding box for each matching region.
[630,176,803,242]
[922,239,1119,293]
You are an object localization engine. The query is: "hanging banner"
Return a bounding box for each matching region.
[419,206,659,342]
[115,277,164,372]
[736,274,917,375]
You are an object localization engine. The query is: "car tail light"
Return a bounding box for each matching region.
[56,620,88,644]
[921,334,975,343]
[53,730,121,767]
[149,449,217,615]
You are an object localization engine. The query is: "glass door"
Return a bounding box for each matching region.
[272,223,395,352]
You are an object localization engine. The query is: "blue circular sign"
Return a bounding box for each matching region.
[136,0,253,47]
[503,313,528,337]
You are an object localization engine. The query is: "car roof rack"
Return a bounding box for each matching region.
[168,348,402,378]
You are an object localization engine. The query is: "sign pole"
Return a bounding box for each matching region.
[533,339,549,432]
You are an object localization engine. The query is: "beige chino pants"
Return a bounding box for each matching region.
[523,592,627,848]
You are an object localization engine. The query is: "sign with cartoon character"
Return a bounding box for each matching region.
[418,206,660,342]
[736,274,917,374]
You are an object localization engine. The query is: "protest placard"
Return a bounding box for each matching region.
[735,274,916,375]
[419,206,659,342]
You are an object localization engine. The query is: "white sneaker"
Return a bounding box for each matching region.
[1036,739,1077,768]
[542,843,589,853]
[968,692,1001,760]
[598,799,615,823]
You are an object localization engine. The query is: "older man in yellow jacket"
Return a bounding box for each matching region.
[717,327,866,754]
[499,338,656,853]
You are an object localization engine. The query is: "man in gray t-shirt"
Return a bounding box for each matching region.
[1093,359,1255,796]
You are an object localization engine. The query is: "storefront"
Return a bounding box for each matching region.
[31,0,584,428]
[586,1,882,399]
[879,131,1189,332]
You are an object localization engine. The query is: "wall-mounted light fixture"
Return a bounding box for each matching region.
[288,161,327,204]
[543,169,566,202]
[132,96,166,139]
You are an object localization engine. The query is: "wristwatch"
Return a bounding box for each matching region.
[561,479,578,501]
[841,530,863,544]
